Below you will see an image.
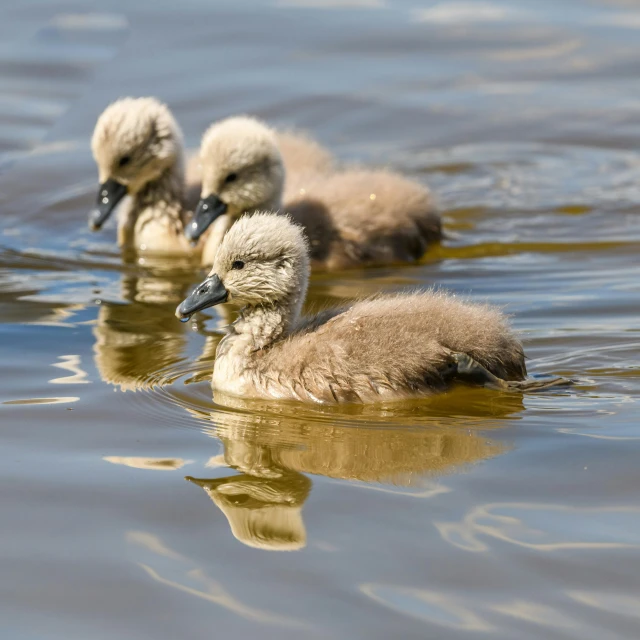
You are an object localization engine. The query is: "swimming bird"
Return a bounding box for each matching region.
[89,97,198,254]
[176,213,552,404]
[186,116,441,269]
[89,98,334,260]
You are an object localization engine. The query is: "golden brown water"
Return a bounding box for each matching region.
[1,1,640,638]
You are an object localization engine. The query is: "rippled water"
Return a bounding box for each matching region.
[1,1,640,638]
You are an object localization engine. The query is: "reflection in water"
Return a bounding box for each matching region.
[93,256,200,391]
[187,473,311,551]
[0,270,88,328]
[137,564,309,628]
[567,591,640,620]
[556,427,640,441]
[413,3,517,24]
[276,0,384,8]
[437,502,640,552]
[360,583,493,632]
[186,395,514,550]
[126,531,186,561]
[127,531,309,629]
[361,586,582,633]
[491,599,576,629]
[104,457,191,471]
[4,0,640,635]
[2,396,79,405]
[31,304,87,328]
[49,355,90,384]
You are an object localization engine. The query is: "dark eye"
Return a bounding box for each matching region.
[118,156,131,167]
[231,260,245,270]
[225,172,237,184]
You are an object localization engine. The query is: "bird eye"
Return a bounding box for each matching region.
[225,173,237,184]
[231,260,245,270]
[118,156,131,167]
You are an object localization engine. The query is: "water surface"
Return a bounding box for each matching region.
[1,1,640,638]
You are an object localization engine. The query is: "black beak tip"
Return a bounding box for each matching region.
[175,302,191,322]
[88,209,103,231]
[184,222,199,243]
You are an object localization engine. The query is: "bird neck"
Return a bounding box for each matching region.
[130,153,188,226]
[242,164,285,216]
[235,299,298,351]
[221,269,308,358]
[244,192,283,217]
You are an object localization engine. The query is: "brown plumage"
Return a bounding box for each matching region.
[285,169,441,270]
[176,213,530,405]
[277,128,335,190]
[266,294,527,403]
[196,116,441,269]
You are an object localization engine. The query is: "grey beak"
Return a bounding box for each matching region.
[175,274,228,321]
[185,194,228,243]
[89,178,127,230]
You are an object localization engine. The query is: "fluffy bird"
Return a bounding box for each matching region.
[89,97,198,254]
[89,98,334,260]
[187,116,441,269]
[176,213,558,405]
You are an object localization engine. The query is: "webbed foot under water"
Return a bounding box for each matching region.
[452,353,572,393]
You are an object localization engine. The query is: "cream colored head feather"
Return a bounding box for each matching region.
[199,116,285,216]
[91,97,184,193]
[212,212,309,308]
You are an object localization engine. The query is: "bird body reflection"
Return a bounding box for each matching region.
[185,393,516,551]
[93,255,204,391]
[187,473,311,551]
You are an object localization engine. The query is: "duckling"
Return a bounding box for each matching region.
[90,97,197,254]
[187,116,441,269]
[176,213,559,404]
[90,99,335,260]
